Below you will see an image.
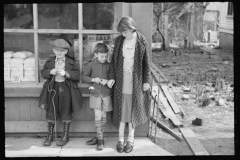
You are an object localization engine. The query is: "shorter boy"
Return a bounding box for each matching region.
[82,43,113,150]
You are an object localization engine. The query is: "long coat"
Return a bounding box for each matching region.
[109,31,151,128]
[38,56,83,113]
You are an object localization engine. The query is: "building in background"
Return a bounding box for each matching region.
[219,2,233,49]
[203,2,221,43]
[4,3,153,137]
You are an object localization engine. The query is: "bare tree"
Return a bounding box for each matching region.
[196,2,210,42]
[153,2,186,50]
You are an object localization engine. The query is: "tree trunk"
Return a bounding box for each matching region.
[190,12,195,48]
[157,28,166,50]
[164,14,169,49]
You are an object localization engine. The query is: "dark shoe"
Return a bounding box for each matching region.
[43,122,55,146]
[116,141,124,153]
[97,139,104,150]
[56,121,70,146]
[86,137,98,145]
[125,141,134,153]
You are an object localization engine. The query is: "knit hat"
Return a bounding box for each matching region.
[50,39,70,49]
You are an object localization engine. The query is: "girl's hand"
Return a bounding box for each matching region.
[58,70,66,77]
[100,79,108,85]
[107,79,115,88]
[143,83,150,91]
[50,69,58,75]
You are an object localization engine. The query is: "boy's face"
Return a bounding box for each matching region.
[95,52,108,63]
[53,47,68,59]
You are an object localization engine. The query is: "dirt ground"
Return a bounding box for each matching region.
[149,46,234,155]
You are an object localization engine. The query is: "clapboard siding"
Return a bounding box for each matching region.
[5,97,148,136]
[30,98,42,120]
[4,99,9,121]
[5,97,125,122]
[6,97,94,121]
[19,98,31,120]
[219,2,233,32]
[7,98,20,121]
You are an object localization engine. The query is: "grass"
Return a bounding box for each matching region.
[149,47,234,155]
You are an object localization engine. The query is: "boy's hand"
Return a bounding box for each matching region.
[100,79,108,85]
[107,79,115,88]
[92,77,101,84]
[50,69,58,75]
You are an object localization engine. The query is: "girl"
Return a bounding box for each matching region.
[107,16,151,153]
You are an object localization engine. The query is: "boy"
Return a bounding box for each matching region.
[39,39,82,146]
[82,43,113,150]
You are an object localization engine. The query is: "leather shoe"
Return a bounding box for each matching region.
[116,141,124,153]
[125,141,134,153]
[86,137,98,145]
[97,139,104,150]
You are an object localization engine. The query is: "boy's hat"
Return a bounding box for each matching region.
[51,39,70,49]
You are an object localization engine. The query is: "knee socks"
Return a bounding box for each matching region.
[101,116,107,138]
[95,120,103,140]
[95,111,107,140]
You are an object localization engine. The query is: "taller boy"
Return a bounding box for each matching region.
[39,39,82,146]
[82,43,113,150]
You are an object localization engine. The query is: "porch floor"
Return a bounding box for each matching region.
[5,137,174,157]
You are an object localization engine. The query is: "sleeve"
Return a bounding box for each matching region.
[142,37,151,84]
[65,60,80,81]
[41,58,53,79]
[82,62,93,83]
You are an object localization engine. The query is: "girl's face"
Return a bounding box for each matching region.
[53,47,68,59]
[121,29,133,39]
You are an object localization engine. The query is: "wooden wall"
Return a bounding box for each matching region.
[5,97,148,137]
[131,3,153,59]
[219,2,233,34]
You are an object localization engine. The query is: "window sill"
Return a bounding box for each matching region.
[4,82,91,97]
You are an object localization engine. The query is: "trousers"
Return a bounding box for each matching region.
[46,81,72,121]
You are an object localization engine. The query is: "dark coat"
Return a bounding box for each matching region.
[109,31,151,128]
[82,59,112,97]
[38,56,83,113]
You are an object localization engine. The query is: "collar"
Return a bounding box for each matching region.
[55,56,66,62]
[94,58,107,64]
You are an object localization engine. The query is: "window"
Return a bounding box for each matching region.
[81,34,119,72]
[4,4,33,29]
[38,33,79,82]
[227,2,233,16]
[38,4,78,29]
[83,3,115,30]
[4,32,34,82]
[4,3,122,84]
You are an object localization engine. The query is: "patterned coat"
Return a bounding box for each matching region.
[109,31,151,129]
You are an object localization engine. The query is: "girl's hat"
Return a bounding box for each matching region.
[51,39,70,49]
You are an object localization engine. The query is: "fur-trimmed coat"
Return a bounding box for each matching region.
[109,31,151,128]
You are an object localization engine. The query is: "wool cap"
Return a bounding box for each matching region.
[51,39,70,49]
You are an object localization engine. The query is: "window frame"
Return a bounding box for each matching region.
[4,3,121,85]
[227,2,233,16]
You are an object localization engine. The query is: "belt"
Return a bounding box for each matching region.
[55,81,65,83]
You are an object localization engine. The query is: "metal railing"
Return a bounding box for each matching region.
[147,71,163,143]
